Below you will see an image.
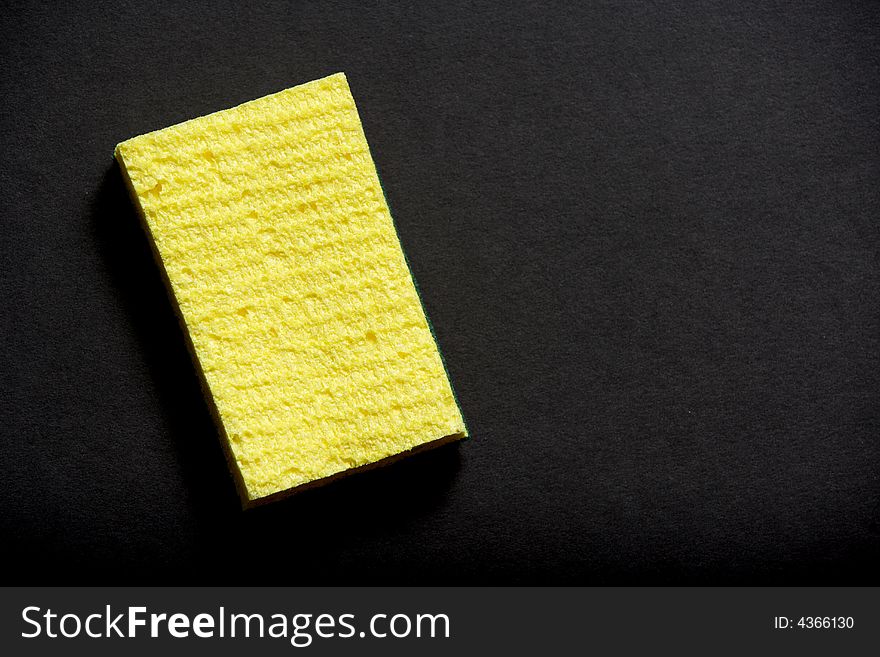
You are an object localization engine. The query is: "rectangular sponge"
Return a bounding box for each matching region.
[115,73,466,506]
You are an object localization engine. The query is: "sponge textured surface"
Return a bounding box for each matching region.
[115,73,466,504]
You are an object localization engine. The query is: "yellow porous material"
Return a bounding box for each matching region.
[115,73,467,506]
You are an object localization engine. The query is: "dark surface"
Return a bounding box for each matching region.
[1,1,877,585]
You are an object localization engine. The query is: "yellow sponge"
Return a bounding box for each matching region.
[115,73,467,506]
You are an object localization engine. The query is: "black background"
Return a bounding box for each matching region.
[1,1,877,584]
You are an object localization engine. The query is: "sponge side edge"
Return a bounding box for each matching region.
[113,148,253,509]
[242,430,466,509]
[339,74,470,439]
